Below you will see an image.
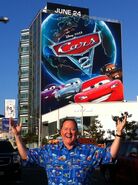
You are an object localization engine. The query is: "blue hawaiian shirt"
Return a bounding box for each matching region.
[25,141,112,185]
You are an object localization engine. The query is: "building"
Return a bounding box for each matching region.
[42,101,138,139]
[18,29,30,135]
[18,4,137,142]
[18,7,47,136]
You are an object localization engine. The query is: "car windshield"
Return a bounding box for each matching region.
[0,141,14,153]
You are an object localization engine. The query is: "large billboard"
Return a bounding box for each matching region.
[41,12,123,115]
[5,99,16,118]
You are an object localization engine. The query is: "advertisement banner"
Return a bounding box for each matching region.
[41,12,123,115]
[2,118,9,132]
[5,99,16,118]
[47,2,89,16]
[2,118,17,132]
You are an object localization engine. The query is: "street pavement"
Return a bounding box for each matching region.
[0,166,120,185]
[0,166,47,185]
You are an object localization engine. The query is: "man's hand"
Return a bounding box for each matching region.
[110,112,128,158]
[116,112,127,135]
[9,118,27,160]
[9,117,22,136]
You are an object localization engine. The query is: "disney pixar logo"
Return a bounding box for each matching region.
[51,32,101,56]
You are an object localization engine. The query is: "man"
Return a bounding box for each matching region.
[10,114,127,185]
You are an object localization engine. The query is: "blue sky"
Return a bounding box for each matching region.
[0,0,138,115]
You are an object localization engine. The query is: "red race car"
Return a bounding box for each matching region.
[74,75,124,103]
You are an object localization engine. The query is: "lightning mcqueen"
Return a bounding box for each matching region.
[74,75,124,103]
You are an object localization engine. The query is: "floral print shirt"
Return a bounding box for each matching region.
[25,141,112,185]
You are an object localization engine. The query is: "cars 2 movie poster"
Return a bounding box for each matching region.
[41,12,124,114]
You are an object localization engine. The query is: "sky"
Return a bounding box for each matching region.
[0,0,138,115]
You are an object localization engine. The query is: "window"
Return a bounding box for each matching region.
[48,122,57,135]
[20,117,28,124]
[20,81,29,90]
[20,57,29,66]
[21,46,29,53]
[21,34,29,40]
[20,68,29,77]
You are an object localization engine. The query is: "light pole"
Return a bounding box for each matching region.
[38,117,41,147]
[77,103,84,136]
[0,16,9,23]
[57,108,60,131]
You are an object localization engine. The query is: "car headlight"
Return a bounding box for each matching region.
[111,83,118,88]
[13,154,21,164]
[79,95,88,100]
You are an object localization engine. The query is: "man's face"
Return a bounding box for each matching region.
[61,120,78,147]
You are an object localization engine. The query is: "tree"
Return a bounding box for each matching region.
[85,116,105,143]
[22,132,38,144]
[124,120,138,139]
[107,115,138,140]
[107,129,115,140]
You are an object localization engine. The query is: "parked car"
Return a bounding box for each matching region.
[55,78,82,101]
[74,75,124,103]
[100,140,138,184]
[0,140,21,179]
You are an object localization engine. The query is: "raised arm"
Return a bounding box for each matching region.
[9,118,27,160]
[110,113,127,159]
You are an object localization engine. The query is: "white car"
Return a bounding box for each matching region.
[55,78,82,101]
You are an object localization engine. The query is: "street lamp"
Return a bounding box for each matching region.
[38,117,41,147]
[77,103,84,136]
[57,108,60,130]
[0,16,9,23]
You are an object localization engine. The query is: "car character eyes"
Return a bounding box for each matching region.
[82,79,110,92]
[94,80,110,88]
[43,85,57,92]
[49,86,56,90]
[106,66,115,71]
[65,81,80,87]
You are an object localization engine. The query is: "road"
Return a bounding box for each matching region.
[0,166,120,185]
[0,166,47,185]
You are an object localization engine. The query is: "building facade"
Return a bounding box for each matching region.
[42,101,138,139]
[18,29,30,135]
[18,8,43,135]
